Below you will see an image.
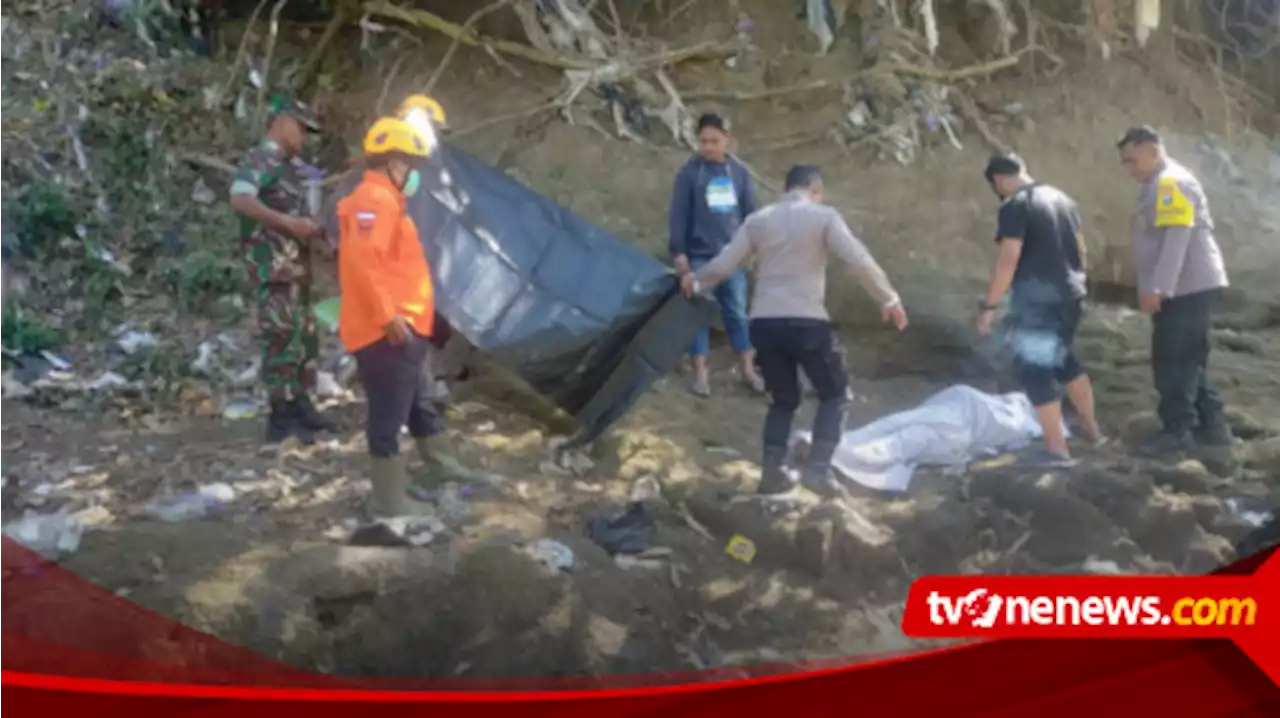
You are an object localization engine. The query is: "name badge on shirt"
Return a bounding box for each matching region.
[705,175,738,215]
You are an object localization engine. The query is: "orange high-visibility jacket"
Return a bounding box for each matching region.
[335,171,435,352]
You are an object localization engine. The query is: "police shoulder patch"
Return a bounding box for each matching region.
[355,211,377,235]
[1153,176,1194,229]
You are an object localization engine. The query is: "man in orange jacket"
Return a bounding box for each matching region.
[336,116,443,517]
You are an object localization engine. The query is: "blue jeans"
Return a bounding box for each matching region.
[689,257,752,357]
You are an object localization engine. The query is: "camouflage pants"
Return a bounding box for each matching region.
[256,281,318,400]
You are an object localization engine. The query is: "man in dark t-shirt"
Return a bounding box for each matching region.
[976,152,1105,467]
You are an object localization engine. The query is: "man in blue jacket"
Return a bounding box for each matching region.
[669,113,765,397]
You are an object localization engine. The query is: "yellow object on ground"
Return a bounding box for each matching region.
[725,534,757,563]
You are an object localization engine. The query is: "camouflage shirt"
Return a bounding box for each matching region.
[230,139,311,285]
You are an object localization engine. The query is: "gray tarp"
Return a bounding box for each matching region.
[323,146,711,446]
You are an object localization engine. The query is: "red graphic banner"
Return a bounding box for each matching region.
[3,537,1278,715]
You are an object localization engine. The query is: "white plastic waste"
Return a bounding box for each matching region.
[524,538,574,572]
[3,510,84,557]
[143,483,235,522]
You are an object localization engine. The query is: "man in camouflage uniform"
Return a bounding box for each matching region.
[229,95,338,444]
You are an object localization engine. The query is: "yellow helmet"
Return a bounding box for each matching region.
[362,117,430,158]
[398,94,448,128]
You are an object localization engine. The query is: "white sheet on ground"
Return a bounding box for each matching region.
[792,385,1061,493]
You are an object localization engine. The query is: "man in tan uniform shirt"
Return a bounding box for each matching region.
[1117,126,1234,456]
[681,166,908,498]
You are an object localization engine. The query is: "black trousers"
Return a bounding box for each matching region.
[1009,299,1086,407]
[1152,289,1226,435]
[354,331,443,457]
[750,318,850,454]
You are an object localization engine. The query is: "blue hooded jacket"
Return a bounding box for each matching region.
[667,154,757,260]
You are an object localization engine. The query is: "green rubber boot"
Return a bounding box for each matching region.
[412,434,489,489]
[369,455,435,518]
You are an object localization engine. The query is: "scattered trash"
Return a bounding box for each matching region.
[1082,557,1124,575]
[87,371,129,391]
[313,297,341,332]
[191,341,219,376]
[802,0,836,55]
[615,554,665,570]
[1225,499,1273,528]
[3,510,83,557]
[2,371,33,398]
[190,179,216,205]
[629,475,662,503]
[143,483,233,522]
[315,371,345,399]
[222,398,261,421]
[434,482,472,521]
[412,484,481,502]
[524,538,575,572]
[557,448,595,475]
[587,502,656,555]
[116,327,157,355]
[3,351,65,385]
[349,514,446,547]
[41,350,71,371]
[725,534,757,564]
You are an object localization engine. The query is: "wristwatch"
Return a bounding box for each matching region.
[978,299,1001,312]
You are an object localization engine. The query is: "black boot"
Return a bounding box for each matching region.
[293,393,339,434]
[265,398,297,444]
[757,445,795,495]
[1136,430,1196,458]
[800,440,849,501]
[1194,419,1236,448]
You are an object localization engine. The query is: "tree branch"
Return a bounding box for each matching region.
[683,53,1026,102]
[363,1,737,73]
[364,0,597,70]
[424,0,518,95]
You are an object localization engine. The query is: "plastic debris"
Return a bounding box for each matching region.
[524,538,575,572]
[3,510,84,557]
[725,534,757,563]
[116,328,158,355]
[412,484,481,502]
[313,297,341,332]
[222,399,261,421]
[615,554,665,570]
[629,475,662,503]
[143,483,234,522]
[587,501,656,555]
[315,371,345,399]
[803,0,836,55]
[436,482,471,521]
[349,514,446,547]
[190,179,216,205]
[87,371,129,391]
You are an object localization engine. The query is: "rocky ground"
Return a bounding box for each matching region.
[3,0,1279,682]
[3,301,1277,679]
